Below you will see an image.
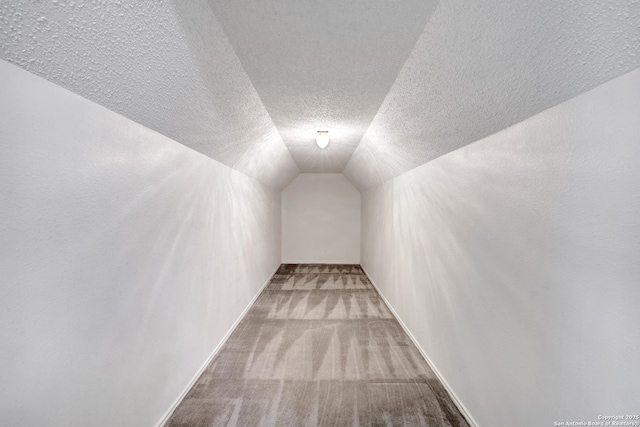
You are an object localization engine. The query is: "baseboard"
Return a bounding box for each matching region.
[154,264,280,427]
[361,266,480,427]
[281,260,360,265]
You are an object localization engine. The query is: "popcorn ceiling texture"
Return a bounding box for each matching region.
[344,0,640,190]
[208,0,438,173]
[0,0,299,189]
[1,0,639,190]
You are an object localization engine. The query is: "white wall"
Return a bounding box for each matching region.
[0,60,282,427]
[361,68,640,427]
[282,173,360,264]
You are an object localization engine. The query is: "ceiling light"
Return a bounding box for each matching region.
[316,130,329,149]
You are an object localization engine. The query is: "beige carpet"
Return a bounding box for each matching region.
[166,264,470,426]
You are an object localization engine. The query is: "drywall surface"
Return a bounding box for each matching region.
[0,60,281,427]
[282,174,360,264]
[345,0,640,189]
[0,1,298,188]
[361,68,640,426]
[208,0,438,172]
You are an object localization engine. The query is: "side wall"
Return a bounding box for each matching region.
[0,60,282,427]
[282,173,360,264]
[361,68,640,427]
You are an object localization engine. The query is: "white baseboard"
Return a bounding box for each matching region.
[361,265,480,427]
[281,260,360,264]
[154,264,281,427]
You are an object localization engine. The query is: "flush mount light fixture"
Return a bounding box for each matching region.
[316,130,329,149]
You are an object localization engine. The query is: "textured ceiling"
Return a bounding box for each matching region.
[2,1,639,190]
[207,0,438,173]
[344,0,640,190]
[0,0,298,189]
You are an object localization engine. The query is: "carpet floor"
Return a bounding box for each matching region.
[166,264,470,427]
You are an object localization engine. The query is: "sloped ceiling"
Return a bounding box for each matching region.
[2,0,639,191]
[344,0,640,190]
[0,0,299,189]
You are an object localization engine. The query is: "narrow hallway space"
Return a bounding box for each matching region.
[167,264,469,426]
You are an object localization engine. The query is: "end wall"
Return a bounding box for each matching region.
[361,68,640,426]
[282,173,360,264]
[0,60,281,427]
